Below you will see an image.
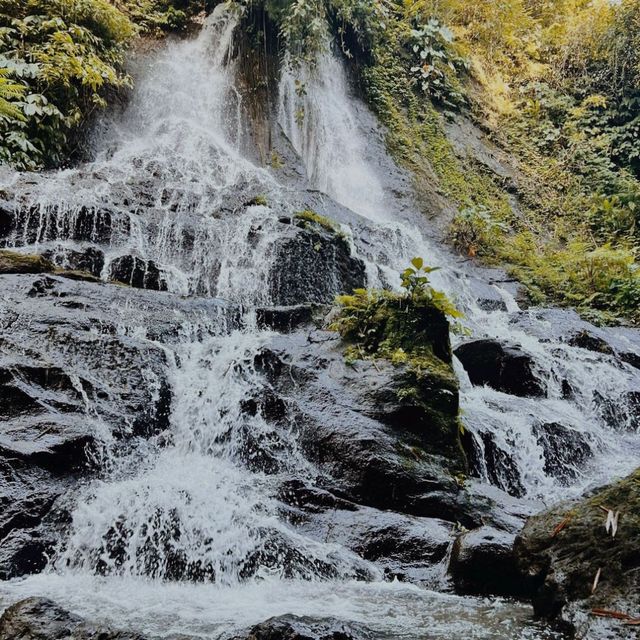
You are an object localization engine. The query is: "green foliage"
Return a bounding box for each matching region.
[0,0,135,169]
[449,205,509,258]
[246,194,269,206]
[0,67,25,120]
[0,0,200,170]
[331,259,461,370]
[115,0,204,35]
[409,18,467,107]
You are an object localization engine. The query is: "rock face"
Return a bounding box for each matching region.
[0,597,148,640]
[515,469,640,637]
[455,339,544,397]
[256,329,470,523]
[532,422,593,484]
[449,525,531,597]
[0,273,235,579]
[269,219,365,305]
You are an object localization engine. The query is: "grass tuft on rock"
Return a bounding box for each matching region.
[0,250,54,275]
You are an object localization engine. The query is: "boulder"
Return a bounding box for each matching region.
[0,597,148,640]
[515,469,640,637]
[269,223,365,305]
[532,422,593,484]
[108,255,167,291]
[454,339,544,397]
[43,247,105,277]
[256,330,483,528]
[462,430,525,498]
[449,525,532,597]
[234,615,372,640]
[256,305,324,333]
[282,492,455,585]
[595,390,640,432]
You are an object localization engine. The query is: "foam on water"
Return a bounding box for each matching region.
[0,574,560,639]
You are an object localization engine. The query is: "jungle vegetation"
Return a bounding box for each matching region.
[1,0,639,323]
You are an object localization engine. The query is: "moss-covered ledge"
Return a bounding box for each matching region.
[329,261,466,469]
[515,468,640,636]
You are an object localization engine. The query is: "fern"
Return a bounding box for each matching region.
[0,68,25,121]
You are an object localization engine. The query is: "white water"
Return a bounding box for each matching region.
[277,46,640,502]
[0,9,638,639]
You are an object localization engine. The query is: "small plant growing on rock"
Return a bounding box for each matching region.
[401,256,462,318]
[294,210,348,243]
[330,257,461,366]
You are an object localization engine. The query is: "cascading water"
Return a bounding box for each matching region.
[1,9,638,640]
[278,46,640,503]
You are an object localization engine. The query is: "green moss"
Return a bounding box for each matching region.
[246,194,269,207]
[517,469,640,618]
[0,250,54,274]
[331,284,466,465]
[294,210,341,234]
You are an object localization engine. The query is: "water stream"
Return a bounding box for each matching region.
[1,8,638,639]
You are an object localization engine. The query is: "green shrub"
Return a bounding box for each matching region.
[0,0,135,169]
[331,258,461,367]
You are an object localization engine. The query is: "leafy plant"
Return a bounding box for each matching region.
[408,18,467,107]
[0,68,25,120]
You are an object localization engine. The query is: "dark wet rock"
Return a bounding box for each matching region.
[0,250,54,275]
[455,339,544,397]
[291,503,454,585]
[532,422,593,484]
[594,390,640,432]
[257,330,489,529]
[0,597,148,640]
[0,274,235,579]
[234,615,372,640]
[43,247,105,277]
[0,459,60,580]
[0,204,129,246]
[515,468,640,637]
[256,305,325,333]
[269,224,365,305]
[279,480,358,514]
[0,529,50,579]
[449,525,532,597]
[567,330,614,355]
[462,429,525,498]
[109,255,167,291]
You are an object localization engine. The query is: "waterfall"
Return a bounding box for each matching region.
[0,11,637,640]
[277,46,640,501]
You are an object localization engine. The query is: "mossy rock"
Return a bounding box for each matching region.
[515,469,640,634]
[0,250,55,275]
[294,210,343,236]
[333,289,464,468]
[54,269,102,283]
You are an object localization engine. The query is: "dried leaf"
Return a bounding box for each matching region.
[591,568,601,594]
[592,609,634,621]
[551,517,570,538]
